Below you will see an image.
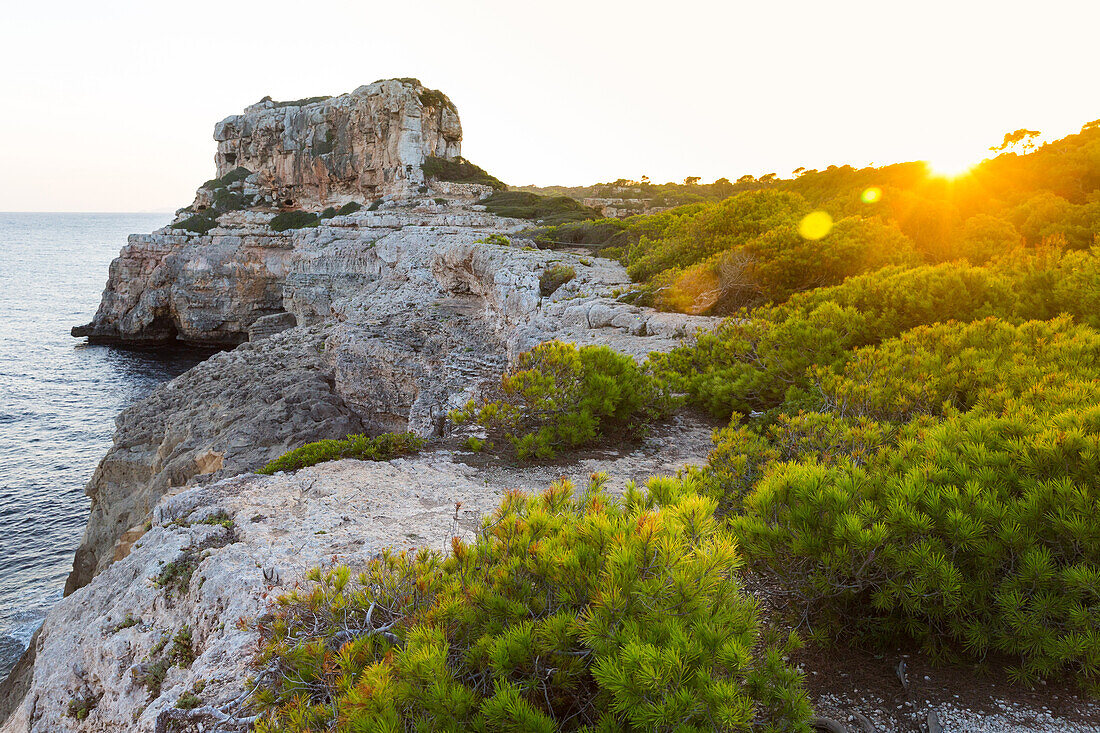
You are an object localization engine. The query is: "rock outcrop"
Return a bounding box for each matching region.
[64,204,717,596]
[213,79,461,209]
[6,82,719,730]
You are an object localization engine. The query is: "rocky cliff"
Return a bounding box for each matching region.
[212,79,461,209]
[1,82,717,731]
[63,204,716,597]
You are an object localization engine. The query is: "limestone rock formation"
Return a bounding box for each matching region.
[8,82,721,731]
[214,79,461,208]
[65,203,717,596]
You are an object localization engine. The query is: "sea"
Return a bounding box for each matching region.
[0,213,214,679]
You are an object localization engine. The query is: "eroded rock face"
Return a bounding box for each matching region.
[23,83,722,730]
[214,79,462,208]
[66,205,717,596]
[71,230,296,346]
[64,326,365,595]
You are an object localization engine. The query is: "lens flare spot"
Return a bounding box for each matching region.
[861,187,882,204]
[798,211,833,241]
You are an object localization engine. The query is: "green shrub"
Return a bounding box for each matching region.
[172,213,220,235]
[337,201,362,215]
[176,692,202,710]
[462,435,488,452]
[814,316,1100,423]
[258,432,425,475]
[653,247,1100,419]
[153,551,198,596]
[731,406,1100,686]
[269,95,332,109]
[171,166,257,233]
[450,341,677,460]
[417,87,458,113]
[269,210,321,232]
[625,190,809,285]
[251,476,812,732]
[422,156,506,190]
[134,658,171,697]
[67,694,99,721]
[481,191,602,225]
[539,264,576,296]
[170,625,196,667]
[527,219,631,249]
[694,411,898,513]
[475,233,511,247]
[368,198,384,211]
[202,166,252,190]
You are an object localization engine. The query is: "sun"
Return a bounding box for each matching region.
[925,151,981,179]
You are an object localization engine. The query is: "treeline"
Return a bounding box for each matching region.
[529,118,1100,314]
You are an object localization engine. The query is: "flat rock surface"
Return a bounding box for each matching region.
[2,423,715,733]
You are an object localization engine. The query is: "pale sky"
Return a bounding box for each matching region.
[1,0,1097,212]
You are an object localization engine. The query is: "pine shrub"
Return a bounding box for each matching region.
[450,341,677,460]
[251,476,812,732]
[539,264,576,296]
[270,210,321,232]
[422,155,507,190]
[257,432,424,475]
[731,406,1100,686]
[653,247,1100,419]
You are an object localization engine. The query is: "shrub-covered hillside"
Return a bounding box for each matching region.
[247,118,1100,728]
[529,118,1100,314]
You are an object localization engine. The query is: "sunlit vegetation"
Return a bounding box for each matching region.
[450,341,676,460]
[249,117,1100,715]
[251,476,812,732]
[258,432,424,474]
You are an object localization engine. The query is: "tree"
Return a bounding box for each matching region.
[991,128,1041,153]
[684,176,701,186]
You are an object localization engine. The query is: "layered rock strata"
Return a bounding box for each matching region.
[64,203,717,597]
[215,79,461,208]
[5,83,719,730]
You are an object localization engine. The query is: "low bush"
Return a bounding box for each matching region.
[336,201,362,215]
[539,264,576,296]
[481,191,602,225]
[251,477,812,732]
[172,166,257,234]
[526,219,631,250]
[269,95,332,109]
[257,432,425,475]
[204,166,251,189]
[269,210,321,232]
[67,694,99,721]
[654,247,1100,419]
[422,155,506,190]
[814,316,1100,423]
[176,692,202,710]
[153,551,198,596]
[172,213,220,235]
[450,341,677,460]
[731,406,1100,686]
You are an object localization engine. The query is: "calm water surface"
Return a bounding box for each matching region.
[0,213,212,677]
